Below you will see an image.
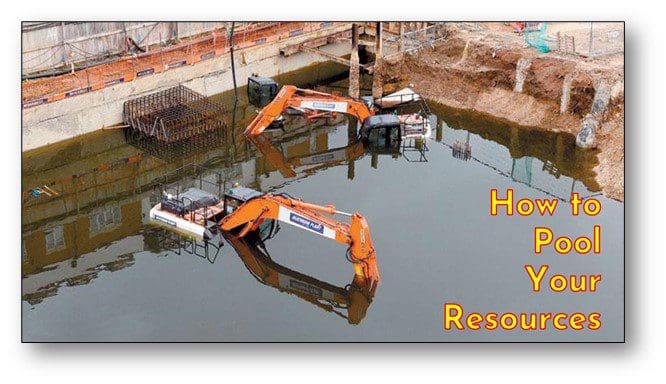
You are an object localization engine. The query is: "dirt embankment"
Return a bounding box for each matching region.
[378,29,624,201]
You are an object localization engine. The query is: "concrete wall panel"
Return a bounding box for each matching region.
[22,24,352,151]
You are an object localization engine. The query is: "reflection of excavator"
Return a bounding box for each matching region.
[145,223,376,324]
[224,231,376,324]
[255,129,404,178]
[253,116,432,178]
[245,78,431,141]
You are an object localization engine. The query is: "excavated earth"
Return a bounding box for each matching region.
[377,29,624,201]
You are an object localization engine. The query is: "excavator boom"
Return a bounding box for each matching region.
[244,85,374,138]
[220,193,380,286]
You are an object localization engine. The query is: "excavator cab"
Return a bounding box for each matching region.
[360,114,402,150]
[222,185,279,240]
[248,76,280,108]
[222,185,261,215]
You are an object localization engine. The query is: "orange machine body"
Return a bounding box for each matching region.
[220,193,380,287]
[244,85,374,138]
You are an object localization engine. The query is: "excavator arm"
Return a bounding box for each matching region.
[244,85,374,138]
[220,193,380,287]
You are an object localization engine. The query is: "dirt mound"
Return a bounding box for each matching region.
[569,73,595,117]
[377,29,624,201]
[524,58,576,101]
[431,37,467,62]
[378,56,409,94]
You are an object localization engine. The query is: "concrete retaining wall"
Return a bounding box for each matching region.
[22,25,352,151]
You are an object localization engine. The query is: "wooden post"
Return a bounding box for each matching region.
[347,117,356,180]
[588,22,594,57]
[399,22,405,52]
[349,23,360,99]
[372,22,383,100]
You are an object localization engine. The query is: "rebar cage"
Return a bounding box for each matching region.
[123,85,227,143]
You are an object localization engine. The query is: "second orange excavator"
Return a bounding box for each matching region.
[219,186,380,286]
[245,76,432,141]
[149,173,380,287]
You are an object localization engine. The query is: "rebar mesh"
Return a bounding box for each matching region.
[122,85,227,143]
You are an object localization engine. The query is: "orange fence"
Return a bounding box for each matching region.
[22,22,344,109]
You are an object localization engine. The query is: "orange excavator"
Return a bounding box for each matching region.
[245,80,431,142]
[150,181,380,287]
[224,231,376,324]
[245,85,371,138]
[219,186,380,287]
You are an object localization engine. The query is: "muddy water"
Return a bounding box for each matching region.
[21,65,623,341]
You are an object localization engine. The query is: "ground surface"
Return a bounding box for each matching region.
[378,22,624,201]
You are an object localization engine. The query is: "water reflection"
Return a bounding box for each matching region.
[144,227,223,264]
[224,232,376,325]
[431,103,601,201]
[251,114,429,179]
[144,225,374,325]
[22,107,600,303]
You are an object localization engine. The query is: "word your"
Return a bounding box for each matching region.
[524,265,602,293]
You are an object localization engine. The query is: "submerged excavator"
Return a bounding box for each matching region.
[245,75,432,142]
[219,186,380,285]
[246,76,432,178]
[149,174,380,287]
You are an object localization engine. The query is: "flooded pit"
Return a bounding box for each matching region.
[21,64,623,341]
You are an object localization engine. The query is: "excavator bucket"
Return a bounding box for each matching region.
[349,213,381,286]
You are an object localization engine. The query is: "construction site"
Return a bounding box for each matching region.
[21,21,624,342]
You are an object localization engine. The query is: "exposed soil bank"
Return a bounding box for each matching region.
[377,26,624,201]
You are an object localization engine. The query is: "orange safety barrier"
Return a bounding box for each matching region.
[22,22,345,109]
